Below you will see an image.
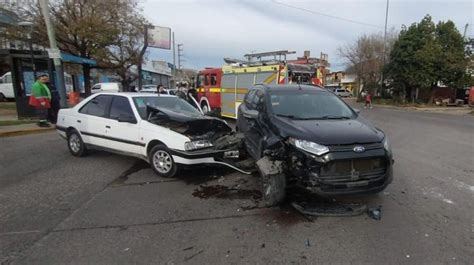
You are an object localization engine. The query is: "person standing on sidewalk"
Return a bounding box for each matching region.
[364,91,372,109]
[29,74,52,127]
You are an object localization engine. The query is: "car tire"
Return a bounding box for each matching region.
[149,145,177,178]
[201,103,210,114]
[67,130,87,157]
[256,156,286,207]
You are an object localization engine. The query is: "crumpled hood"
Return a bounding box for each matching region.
[272,116,383,145]
[147,106,231,140]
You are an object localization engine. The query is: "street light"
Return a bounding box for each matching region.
[18,21,36,79]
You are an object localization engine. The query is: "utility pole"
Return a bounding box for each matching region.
[137,25,149,91]
[177,43,184,80]
[38,0,67,108]
[380,0,389,97]
[172,32,176,87]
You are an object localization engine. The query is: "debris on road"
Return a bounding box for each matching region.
[305,238,311,247]
[192,185,262,201]
[367,206,382,220]
[292,201,367,217]
[183,249,204,262]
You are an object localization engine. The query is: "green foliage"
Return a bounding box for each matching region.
[386,15,469,102]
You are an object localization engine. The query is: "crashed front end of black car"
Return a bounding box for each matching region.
[285,137,393,196]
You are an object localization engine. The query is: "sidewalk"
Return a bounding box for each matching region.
[345,98,473,116]
[0,123,55,137]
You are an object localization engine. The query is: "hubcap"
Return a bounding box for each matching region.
[153,150,172,174]
[69,134,81,153]
[202,105,209,114]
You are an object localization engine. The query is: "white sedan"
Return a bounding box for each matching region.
[56,93,249,177]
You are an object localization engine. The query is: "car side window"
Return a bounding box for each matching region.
[210,74,217,85]
[253,90,265,110]
[245,90,256,109]
[109,96,135,120]
[79,95,113,117]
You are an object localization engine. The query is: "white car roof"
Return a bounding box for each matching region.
[94,92,176,98]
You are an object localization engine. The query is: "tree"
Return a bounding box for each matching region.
[338,30,397,97]
[386,15,468,103]
[19,0,147,94]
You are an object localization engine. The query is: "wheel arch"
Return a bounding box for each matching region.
[146,139,167,156]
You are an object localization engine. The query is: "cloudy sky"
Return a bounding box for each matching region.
[143,0,473,71]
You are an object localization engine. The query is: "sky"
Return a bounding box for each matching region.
[143,0,474,71]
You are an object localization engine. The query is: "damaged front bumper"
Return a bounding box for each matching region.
[287,145,393,196]
[170,148,252,174]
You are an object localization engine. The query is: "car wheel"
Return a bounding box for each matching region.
[256,156,286,207]
[67,130,87,157]
[201,103,210,114]
[149,145,177,178]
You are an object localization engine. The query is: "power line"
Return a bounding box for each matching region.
[270,0,383,29]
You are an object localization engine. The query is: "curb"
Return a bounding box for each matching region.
[0,127,55,138]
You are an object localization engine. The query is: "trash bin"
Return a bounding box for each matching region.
[68,92,80,106]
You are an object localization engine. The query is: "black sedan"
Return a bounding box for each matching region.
[237,84,393,206]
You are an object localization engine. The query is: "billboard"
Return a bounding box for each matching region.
[148,26,171,50]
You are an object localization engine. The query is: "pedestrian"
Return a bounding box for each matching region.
[29,74,52,127]
[364,91,372,109]
[157,84,166,94]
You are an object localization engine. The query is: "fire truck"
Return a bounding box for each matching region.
[196,50,321,118]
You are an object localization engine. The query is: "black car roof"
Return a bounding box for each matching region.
[254,84,326,92]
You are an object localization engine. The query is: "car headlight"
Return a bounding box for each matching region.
[383,136,391,152]
[184,140,213,151]
[289,138,329,156]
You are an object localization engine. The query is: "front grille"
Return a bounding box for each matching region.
[328,142,383,152]
[319,158,386,183]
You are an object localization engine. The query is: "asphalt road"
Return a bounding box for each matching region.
[1,105,473,264]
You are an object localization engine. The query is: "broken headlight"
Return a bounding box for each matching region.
[184,140,213,151]
[289,138,329,156]
[383,136,391,153]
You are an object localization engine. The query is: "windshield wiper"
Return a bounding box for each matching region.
[305,115,352,120]
[276,114,305,120]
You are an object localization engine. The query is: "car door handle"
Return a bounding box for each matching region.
[76,120,81,123]
[105,125,111,129]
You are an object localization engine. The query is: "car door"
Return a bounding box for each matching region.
[240,89,266,159]
[103,95,142,155]
[76,95,113,147]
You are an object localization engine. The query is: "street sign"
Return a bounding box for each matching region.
[46,48,61,59]
[148,26,171,50]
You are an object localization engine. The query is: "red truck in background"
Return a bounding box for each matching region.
[195,67,223,114]
[469,87,474,107]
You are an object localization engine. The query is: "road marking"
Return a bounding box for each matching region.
[0,230,41,236]
[422,189,455,205]
[455,180,474,193]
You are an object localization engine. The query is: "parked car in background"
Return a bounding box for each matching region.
[0,72,14,101]
[139,85,176,95]
[334,88,352,98]
[91,82,122,94]
[237,84,393,206]
[56,93,250,177]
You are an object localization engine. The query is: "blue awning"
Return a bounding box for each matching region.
[61,52,97,66]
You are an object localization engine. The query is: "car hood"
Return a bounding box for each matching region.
[272,116,383,145]
[146,106,231,140]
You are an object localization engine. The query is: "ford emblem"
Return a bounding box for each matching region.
[353,146,365,153]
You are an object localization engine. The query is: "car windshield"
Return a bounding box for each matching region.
[133,96,202,119]
[269,91,355,120]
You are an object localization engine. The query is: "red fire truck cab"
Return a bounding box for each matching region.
[196,68,222,114]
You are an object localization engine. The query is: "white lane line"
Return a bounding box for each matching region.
[0,230,41,236]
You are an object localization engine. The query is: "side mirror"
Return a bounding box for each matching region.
[243,109,259,119]
[354,108,361,114]
[117,114,137,124]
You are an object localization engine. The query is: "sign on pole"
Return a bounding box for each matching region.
[46,48,61,59]
[148,26,171,50]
